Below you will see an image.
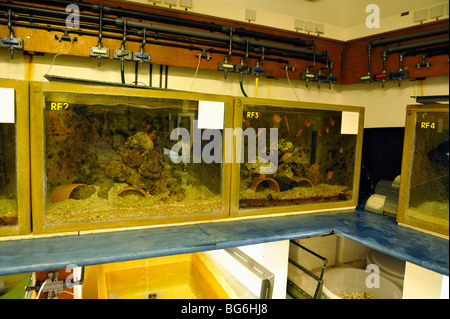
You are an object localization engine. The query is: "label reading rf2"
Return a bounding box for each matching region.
[421,122,436,129]
[51,102,69,110]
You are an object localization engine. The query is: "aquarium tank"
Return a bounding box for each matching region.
[231,98,364,216]
[397,104,449,236]
[0,79,30,236]
[30,82,232,234]
[0,104,17,228]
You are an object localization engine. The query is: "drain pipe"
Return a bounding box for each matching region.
[361,26,449,82]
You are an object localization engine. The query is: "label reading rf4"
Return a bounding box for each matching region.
[421,121,435,129]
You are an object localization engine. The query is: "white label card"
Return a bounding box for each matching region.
[0,88,15,124]
[341,111,359,135]
[197,101,225,129]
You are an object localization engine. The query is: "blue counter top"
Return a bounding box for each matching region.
[0,209,448,276]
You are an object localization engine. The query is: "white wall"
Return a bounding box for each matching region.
[337,76,449,128]
[1,47,448,128]
[120,0,449,41]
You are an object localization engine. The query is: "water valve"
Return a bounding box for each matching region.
[0,10,23,59]
[133,52,151,64]
[373,72,390,88]
[390,68,409,87]
[218,56,235,79]
[300,72,317,87]
[0,37,23,59]
[90,46,110,67]
[360,74,374,83]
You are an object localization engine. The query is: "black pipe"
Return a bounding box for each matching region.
[0,8,328,65]
[365,26,449,75]
[165,65,168,89]
[381,36,449,71]
[402,45,449,58]
[159,64,163,88]
[369,26,449,48]
[118,18,328,58]
[149,63,153,87]
[41,0,315,47]
[274,177,299,192]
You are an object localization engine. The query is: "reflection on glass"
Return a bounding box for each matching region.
[406,111,449,229]
[43,93,222,224]
[0,122,17,227]
[239,105,357,209]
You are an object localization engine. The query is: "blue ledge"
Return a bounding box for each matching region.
[0,209,448,276]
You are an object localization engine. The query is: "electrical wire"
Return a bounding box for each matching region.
[239,74,248,97]
[285,67,301,102]
[43,37,74,79]
[36,280,48,299]
[189,54,202,91]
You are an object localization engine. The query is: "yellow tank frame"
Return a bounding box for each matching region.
[0,79,31,237]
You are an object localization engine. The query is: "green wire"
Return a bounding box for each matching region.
[120,61,125,84]
[239,74,248,97]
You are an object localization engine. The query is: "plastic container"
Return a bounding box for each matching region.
[366,249,405,289]
[322,267,402,299]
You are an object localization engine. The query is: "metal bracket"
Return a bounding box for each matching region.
[415,54,433,68]
[288,240,328,299]
[196,48,211,60]
[25,267,85,299]
[224,247,274,299]
[55,30,77,42]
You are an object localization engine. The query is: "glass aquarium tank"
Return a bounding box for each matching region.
[397,104,449,236]
[30,82,232,234]
[231,97,364,217]
[0,79,30,237]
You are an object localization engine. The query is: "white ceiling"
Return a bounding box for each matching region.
[221,0,446,27]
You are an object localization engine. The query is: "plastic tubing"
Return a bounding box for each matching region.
[254,76,259,97]
[239,74,248,97]
[120,61,125,84]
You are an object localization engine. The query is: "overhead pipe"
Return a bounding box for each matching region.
[42,0,315,48]
[411,45,449,68]
[0,11,320,66]
[1,2,331,81]
[0,4,326,65]
[117,18,328,58]
[390,44,449,87]
[377,36,449,87]
[362,26,449,82]
[0,17,300,71]
[1,2,328,59]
